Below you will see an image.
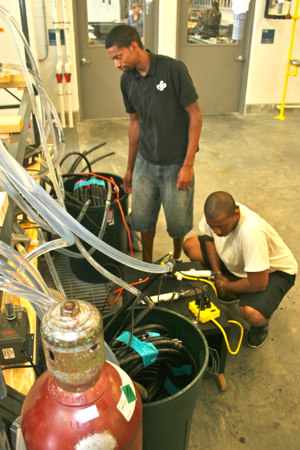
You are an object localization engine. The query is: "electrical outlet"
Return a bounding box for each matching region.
[189,301,220,323]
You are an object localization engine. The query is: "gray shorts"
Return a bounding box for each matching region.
[131,154,194,238]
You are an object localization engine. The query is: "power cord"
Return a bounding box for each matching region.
[189,288,244,355]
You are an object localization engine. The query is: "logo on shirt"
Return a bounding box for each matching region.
[156,80,167,91]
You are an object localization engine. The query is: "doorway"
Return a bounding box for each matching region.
[74,0,159,120]
[177,0,254,114]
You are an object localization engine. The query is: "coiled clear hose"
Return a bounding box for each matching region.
[0,142,173,275]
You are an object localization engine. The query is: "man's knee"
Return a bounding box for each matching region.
[183,237,202,261]
[240,306,268,326]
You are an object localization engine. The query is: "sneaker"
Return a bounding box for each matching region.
[247,323,269,348]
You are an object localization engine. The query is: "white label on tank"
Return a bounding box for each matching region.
[2,348,15,359]
[75,432,117,450]
[75,405,99,424]
[107,209,114,226]
[107,361,137,422]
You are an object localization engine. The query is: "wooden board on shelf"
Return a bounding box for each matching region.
[0,72,26,89]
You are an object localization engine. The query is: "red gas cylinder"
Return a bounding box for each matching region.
[21,300,142,450]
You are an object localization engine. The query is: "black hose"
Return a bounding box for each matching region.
[68,142,106,173]
[109,320,198,402]
[60,152,92,173]
[81,152,115,172]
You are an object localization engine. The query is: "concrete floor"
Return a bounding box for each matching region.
[72,111,300,449]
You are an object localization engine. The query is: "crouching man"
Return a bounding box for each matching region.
[183,191,298,348]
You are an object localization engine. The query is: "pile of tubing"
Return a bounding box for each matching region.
[110,324,198,403]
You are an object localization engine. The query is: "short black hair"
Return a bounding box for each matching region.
[204,191,237,220]
[105,24,144,50]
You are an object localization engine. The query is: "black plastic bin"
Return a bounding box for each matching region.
[104,307,209,450]
[63,172,129,283]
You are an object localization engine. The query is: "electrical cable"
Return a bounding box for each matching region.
[177,271,218,296]
[4,87,22,102]
[109,321,198,402]
[59,172,134,256]
[106,276,150,306]
[68,142,106,174]
[1,364,46,370]
[22,349,42,377]
[60,152,92,173]
[81,152,115,172]
[211,318,244,355]
[205,347,220,377]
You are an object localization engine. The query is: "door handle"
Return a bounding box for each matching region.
[235,56,245,62]
[81,58,91,65]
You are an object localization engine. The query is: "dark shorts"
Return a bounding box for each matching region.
[198,235,296,319]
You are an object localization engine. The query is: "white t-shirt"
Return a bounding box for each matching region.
[199,203,298,278]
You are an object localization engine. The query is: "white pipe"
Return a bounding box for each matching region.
[231,0,250,41]
[62,0,73,128]
[52,0,66,127]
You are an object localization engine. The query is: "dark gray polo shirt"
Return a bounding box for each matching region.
[120,51,199,165]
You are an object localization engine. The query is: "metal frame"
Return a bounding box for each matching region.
[0,90,31,246]
[264,0,290,19]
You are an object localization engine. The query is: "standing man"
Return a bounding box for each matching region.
[183,192,298,348]
[105,25,202,262]
[126,3,143,38]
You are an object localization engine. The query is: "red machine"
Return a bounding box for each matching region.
[21,300,142,450]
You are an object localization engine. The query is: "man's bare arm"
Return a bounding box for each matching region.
[123,112,140,193]
[177,100,202,190]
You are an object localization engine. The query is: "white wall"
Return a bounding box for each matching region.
[0,0,79,122]
[1,0,299,121]
[0,2,23,117]
[31,0,79,116]
[246,0,300,106]
[158,0,177,58]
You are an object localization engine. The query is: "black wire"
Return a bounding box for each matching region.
[206,347,220,377]
[60,152,92,173]
[109,294,142,347]
[22,348,42,377]
[68,142,106,173]
[4,88,22,102]
[1,365,46,370]
[81,152,115,172]
[109,318,198,402]
[62,198,103,231]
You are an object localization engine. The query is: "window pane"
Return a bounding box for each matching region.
[187,0,237,45]
[87,1,144,46]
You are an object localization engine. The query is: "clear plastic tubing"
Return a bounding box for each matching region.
[0,242,52,297]
[59,181,112,259]
[74,237,140,296]
[36,228,66,297]
[0,144,173,274]
[0,278,58,320]
[0,8,65,205]
[0,171,55,235]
